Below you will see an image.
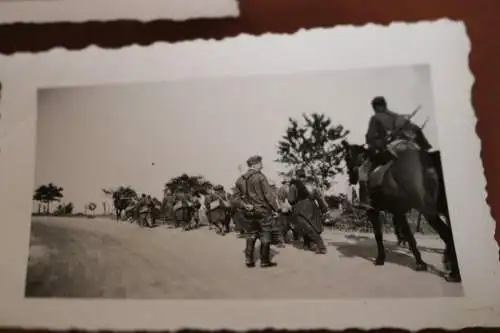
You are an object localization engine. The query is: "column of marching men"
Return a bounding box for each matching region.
[124,154,329,268]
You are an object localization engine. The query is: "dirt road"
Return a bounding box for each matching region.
[25,216,463,299]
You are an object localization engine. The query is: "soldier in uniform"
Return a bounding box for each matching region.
[358,96,432,209]
[205,185,231,235]
[191,196,202,229]
[162,188,175,225]
[287,169,328,254]
[172,189,191,229]
[229,191,246,238]
[233,155,280,268]
[216,185,232,234]
[276,179,297,244]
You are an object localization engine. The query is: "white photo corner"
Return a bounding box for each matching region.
[0,19,499,330]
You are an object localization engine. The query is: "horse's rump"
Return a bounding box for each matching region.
[383,141,440,214]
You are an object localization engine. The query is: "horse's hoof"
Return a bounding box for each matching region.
[443,261,452,271]
[415,262,428,271]
[374,259,385,266]
[445,272,462,283]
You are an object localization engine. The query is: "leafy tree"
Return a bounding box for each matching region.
[33,183,64,214]
[54,202,74,216]
[103,186,138,220]
[276,113,349,190]
[164,174,213,198]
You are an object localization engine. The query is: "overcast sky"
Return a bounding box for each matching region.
[34,64,437,213]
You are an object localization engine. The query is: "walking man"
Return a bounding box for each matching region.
[287,169,328,254]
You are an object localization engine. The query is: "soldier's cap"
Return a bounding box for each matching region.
[214,184,224,191]
[295,169,306,178]
[246,155,262,167]
[371,96,387,107]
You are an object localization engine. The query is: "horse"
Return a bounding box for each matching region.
[341,139,461,282]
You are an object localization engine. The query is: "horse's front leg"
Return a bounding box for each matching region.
[368,210,385,265]
[395,213,427,271]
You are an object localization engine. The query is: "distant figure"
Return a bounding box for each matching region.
[287,169,328,254]
[233,155,280,268]
[205,185,231,235]
[172,190,196,230]
[276,179,298,243]
[162,188,175,224]
[228,192,246,238]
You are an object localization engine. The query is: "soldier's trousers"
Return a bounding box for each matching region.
[244,215,274,264]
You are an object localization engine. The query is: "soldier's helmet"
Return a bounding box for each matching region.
[371,96,387,108]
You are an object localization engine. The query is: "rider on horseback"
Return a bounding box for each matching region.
[358,96,432,210]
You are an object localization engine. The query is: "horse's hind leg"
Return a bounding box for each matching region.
[426,214,461,282]
[395,213,427,271]
[368,210,386,265]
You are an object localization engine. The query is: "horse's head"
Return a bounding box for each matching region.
[341,140,368,186]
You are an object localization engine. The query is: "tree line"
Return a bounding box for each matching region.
[32,112,352,218]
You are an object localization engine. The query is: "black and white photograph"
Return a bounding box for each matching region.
[26,64,465,299]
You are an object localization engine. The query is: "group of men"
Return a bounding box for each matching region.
[232,155,330,268]
[157,95,433,268]
[230,95,434,268]
[126,193,162,226]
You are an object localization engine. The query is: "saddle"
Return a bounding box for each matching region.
[368,162,393,189]
[368,139,420,189]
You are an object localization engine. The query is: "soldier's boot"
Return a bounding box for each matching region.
[259,232,277,268]
[259,242,277,268]
[244,237,257,267]
[358,181,374,210]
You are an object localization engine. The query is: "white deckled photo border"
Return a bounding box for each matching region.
[0,0,239,24]
[0,19,499,330]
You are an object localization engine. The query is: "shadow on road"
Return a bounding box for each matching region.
[328,235,447,279]
[343,233,445,255]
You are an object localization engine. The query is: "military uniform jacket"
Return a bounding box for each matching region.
[366,110,432,151]
[365,110,402,150]
[234,169,279,214]
[205,192,229,211]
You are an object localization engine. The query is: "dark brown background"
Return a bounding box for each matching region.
[1,0,499,245]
